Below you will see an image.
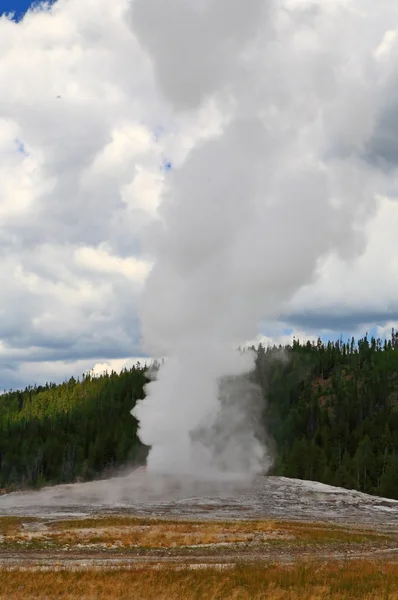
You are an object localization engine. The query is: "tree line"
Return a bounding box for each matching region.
[257,330,398,499]
[0,332,397,499]
[0,366,148,491]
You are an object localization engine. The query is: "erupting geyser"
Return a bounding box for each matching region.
[130,0,387,478]
[133,349,268,478]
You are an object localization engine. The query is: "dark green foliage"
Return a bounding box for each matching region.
[257,330,398,499]
[1,330,398,501]
[0,367,148,490]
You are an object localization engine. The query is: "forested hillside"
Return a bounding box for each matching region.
[255,330,398,500]
[1,332,398,499]
[0,366,148,491]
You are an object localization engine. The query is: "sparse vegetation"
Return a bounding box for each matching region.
[0,516,37,536]
[0,515,394,555]
[43,517,391,548]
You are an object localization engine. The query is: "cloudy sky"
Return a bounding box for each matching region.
[1,0,398,391]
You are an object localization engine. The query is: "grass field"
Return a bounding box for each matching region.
[1,562,398,599]
[0,515,397,598]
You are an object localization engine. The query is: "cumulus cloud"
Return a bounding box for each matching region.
[286,195,398,333]
[1,0,398,395]
[0,0,161,389]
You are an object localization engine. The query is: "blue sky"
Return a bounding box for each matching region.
[0,0,55,20]
[1,0,34,20]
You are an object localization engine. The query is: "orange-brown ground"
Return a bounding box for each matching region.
[1,515,398,597]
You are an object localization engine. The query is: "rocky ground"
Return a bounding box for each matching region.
[0,473,397,571]
[0,472,397,526]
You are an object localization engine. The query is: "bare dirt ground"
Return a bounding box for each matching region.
[0,473,397,572]
[0,516,397,572]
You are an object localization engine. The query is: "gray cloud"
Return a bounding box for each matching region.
[1,0,398,397]
[283,310,398,335]
[131,0,267,111]
[365,105,398,169]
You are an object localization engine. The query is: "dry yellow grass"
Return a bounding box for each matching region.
[0,561,398,599]
[0,517,37,536]
[28,517,386,550]
[1,516,397,598]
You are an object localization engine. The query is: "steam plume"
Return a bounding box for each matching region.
[131,0,390,477]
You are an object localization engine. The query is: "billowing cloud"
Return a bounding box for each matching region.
[286,195,398,333]
[0,0,161,389]
[1,0,398,394]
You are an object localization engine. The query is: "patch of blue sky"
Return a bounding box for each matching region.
[160,159,172,173]
[15,138,28,156]
[282,327,294,336]
[0,0,56,22]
